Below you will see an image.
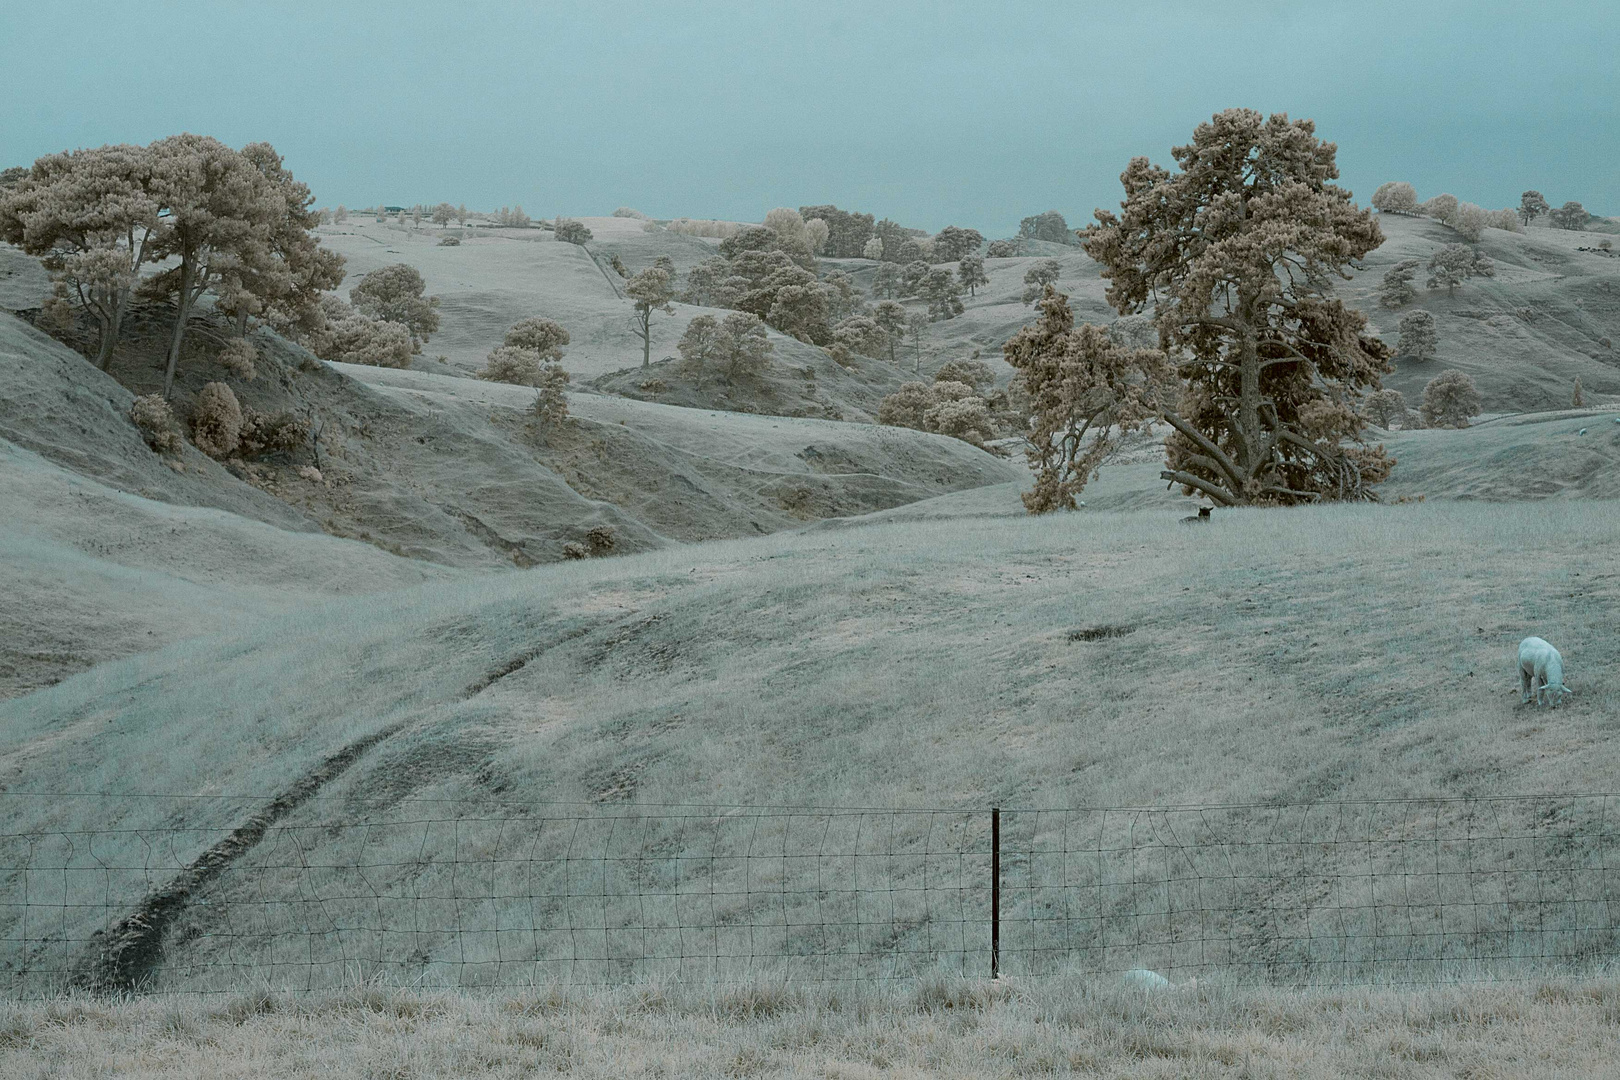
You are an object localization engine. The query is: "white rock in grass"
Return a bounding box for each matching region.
[1121,968,1171,990]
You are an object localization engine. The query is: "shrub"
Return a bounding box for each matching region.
[561,541,588,560]
[531,365,570,426]
[935,359,995,394]
[925,395,995,446]
[1486,208,1522,232]
[1363,388,1408,428]
[1420,369,1482,428]
[554,218,592,245]
[239,409,308,456]
[503,317,570,360]
[480,346,546,386]
[437,236,460,246]
[1573,377,1585,407]
[350,264,440,346]
[611,207,648,219]
[586,525,616,553]
[130,394,182,454]
[309,296,415,368]
[219,338,257,380]
[877,381,936,430]
[191,381,242,458]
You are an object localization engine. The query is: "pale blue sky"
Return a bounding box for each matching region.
[3,1,1614,235]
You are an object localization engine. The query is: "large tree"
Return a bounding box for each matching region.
[1518,190,1549,226]
[143,134,291,397]
[626,265,676,367]
[958,253,988,297]
[1019,210,1073,244]
[218,142,345,341]
[1081,109,1393,506]
[0,143,160,369]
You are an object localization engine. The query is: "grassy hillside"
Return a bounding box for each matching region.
[4,490,1616,989]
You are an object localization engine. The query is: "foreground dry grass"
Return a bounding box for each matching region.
[4,977,1619,1078]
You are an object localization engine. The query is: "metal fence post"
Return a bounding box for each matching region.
[990,807,1001,980]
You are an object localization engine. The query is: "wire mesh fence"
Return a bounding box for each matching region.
[2,793,1618,997]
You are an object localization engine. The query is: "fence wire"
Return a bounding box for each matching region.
[2,794,1617,997]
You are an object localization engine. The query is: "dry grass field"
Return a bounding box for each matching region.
[5,977,1620,1078]
[6,202,1620,1071]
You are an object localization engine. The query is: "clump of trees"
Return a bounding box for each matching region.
[986,239,1020,258]
[554,218,592,244]
[666,218,744,239]
[1018,211,1074,245]
[494,206,531,227]
[349,264,440,348]
[1397,309,1438,360]
[0,136,345,394]
[799,206,876,257]
[676,311,774,385]
[931,226,984,263]
[1426,244,1494,295]
[1419,369,1481,427]
[612,207,648,219]
[1372,183,1523,239]
[1037,109,1398,509]
[877,370,999,448]
[1549,201,1590,230]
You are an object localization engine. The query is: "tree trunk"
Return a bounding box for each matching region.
[162,260,196,399]
[639,311,651,368]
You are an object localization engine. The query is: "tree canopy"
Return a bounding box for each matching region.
[1080,108,1393,506]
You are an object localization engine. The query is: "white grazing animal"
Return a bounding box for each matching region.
[1518,637,1572,706]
